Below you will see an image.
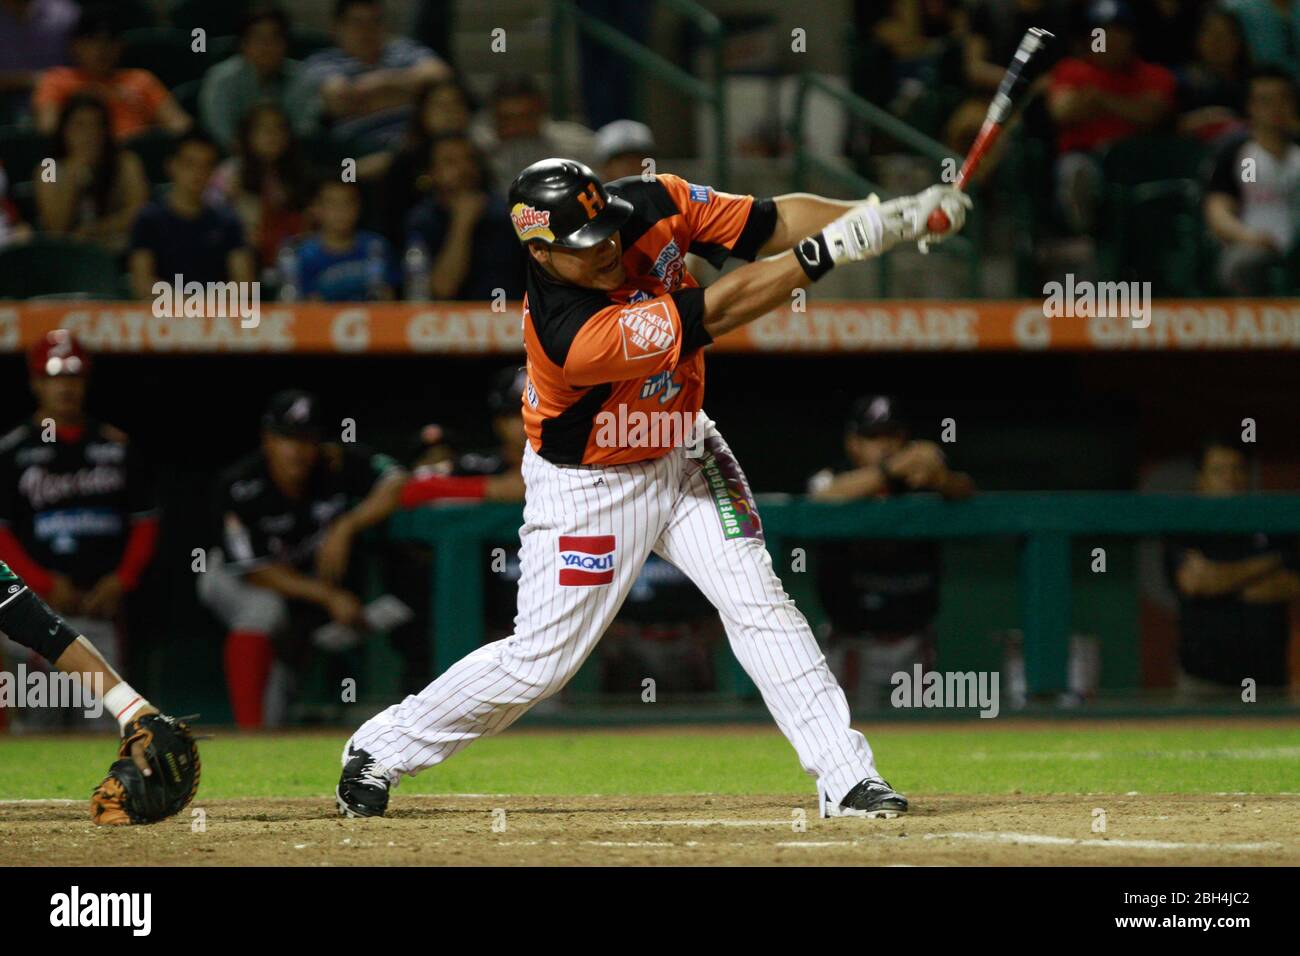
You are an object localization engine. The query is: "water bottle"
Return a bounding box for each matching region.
[277,243,299,302]
[404,239,430,302]
[364,236,388,301]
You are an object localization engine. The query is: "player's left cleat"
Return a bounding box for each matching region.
[821,778,909,819]
[336,744,390,818]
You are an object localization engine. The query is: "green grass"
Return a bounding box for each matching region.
[1,724,1296,801]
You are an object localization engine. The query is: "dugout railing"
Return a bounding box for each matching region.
[390,492,1300,697]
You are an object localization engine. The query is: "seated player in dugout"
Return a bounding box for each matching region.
[0,331,158,728]
[338,158,970,822]
[197,390,407,727]
[1165,438,1300,699]
[806,396,974,707]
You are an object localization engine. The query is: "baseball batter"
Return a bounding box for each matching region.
[338,159,970,819]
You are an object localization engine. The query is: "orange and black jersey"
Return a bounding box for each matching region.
[521,173,777,465]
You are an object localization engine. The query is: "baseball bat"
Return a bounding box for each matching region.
[926,27,1055,235]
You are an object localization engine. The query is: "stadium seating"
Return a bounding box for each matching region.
[0,237,126,299]
[0,126,50,185]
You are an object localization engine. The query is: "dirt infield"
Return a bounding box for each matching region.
[2,792,1296,866]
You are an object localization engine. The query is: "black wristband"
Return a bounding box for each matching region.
[793,232,835,281]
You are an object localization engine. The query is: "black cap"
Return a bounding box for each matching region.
[262,389,325,440]
[848,395,907,437]
[487,366,527,415]
[507,158,632,249]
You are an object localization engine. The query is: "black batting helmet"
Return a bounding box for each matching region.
[507,158,632,249]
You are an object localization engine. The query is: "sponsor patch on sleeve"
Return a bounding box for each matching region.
[618,300,677,361]
[688,183,711,203]
[558,534,616,586]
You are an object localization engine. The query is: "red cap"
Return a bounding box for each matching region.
[28,329,91,378]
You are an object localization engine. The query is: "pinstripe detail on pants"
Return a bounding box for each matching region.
[349,416,877,804]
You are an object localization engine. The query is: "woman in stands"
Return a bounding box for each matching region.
[34,93,149,254]
[206,102,309,270]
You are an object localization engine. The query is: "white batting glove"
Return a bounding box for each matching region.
[913,185,973,254]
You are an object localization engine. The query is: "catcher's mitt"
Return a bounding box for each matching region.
[90,713,201,826]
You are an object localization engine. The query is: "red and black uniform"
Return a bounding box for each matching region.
[0,419,157,599]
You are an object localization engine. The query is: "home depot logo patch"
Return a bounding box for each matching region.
[558,534,616,586]
[511,203,554,242]
[618,300,676,361]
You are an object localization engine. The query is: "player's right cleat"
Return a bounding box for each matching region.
[336,745,390,818]
[821,778,909,819]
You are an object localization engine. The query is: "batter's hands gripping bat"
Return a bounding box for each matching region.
[925,27,1054,236]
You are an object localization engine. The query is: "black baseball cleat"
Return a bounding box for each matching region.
[336,745,390,818]
[822,778,909,819]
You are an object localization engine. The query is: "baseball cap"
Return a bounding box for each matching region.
[262,389,325,440]
[28,329,91,378]
[848,395,907,437]
[594,120,656,164]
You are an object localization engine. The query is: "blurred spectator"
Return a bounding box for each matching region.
[1134,0,1211,68]
[198,3,321,152]
[127,132,256,300]
[806,396,974,706]
[304,0,449,153]
[871,0,965,112]
[32,4,190,140]
[1165,438,1299,697]
[1047,0,1176,233]
[0,162,33,247]
[472,75,595,197]
[594,119,656,182]
[197,389,406,726]
[34,94,149,254]
[1225,0,1300,85]
[1203,67,1300,294]
[206,103,310,269]
[281,179,398,301]
[1177,6,1252,142]
[0,331,157,725]
[374,76,473,244]
[404,133,523,301]
[0,0,78,122]
[961,0,1068,91]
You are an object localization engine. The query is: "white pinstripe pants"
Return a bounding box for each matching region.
[349,418,878,803]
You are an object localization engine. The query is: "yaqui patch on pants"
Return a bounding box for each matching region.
[558,534,616,586]
[698,438,763,541]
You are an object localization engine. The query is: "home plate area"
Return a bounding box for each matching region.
[1,792,1295,866]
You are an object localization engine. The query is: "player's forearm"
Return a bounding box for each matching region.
[702,251,809,337]
[1241,569,1300,604]
[810,466,889,501]
[1193,554,1283,596]
[340,472,408,534]
[762,194,859,254]
[246,563,336,606]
